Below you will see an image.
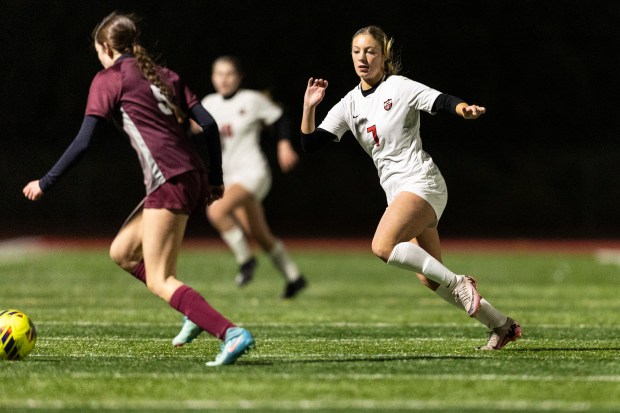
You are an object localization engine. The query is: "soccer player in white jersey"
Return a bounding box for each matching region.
[172,56,307,347]
[301,26,521,350]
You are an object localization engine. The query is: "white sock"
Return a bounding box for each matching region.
[435,285,508,329]
[221,226,252,265]
[475,299,509,329]
[434,282,465,311]
[269,240,300,282]
[387,242,457,287]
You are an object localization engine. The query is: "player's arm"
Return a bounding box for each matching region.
[189,103,224,203]
[300,128,336,153]
[23,115,103,201]
[432,94,486,119]
[301,77,328,134]
[272,110,299,172]
[300,77,335,153]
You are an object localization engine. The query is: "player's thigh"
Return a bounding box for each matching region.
[207,184,253,223]
[110,210,143,267]
[238,200,276,250]
[141,208,187,275]
[372,192,436,258]
[141,208,187,299]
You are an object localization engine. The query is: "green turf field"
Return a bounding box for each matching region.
[1,242,619,412]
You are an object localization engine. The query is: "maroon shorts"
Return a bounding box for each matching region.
[144,170,208,214]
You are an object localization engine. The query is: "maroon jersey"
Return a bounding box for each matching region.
[85,56,205,194]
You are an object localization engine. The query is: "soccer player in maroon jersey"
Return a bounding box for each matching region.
[22,11,254,366]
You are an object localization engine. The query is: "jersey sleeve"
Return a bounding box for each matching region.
[169,69,200,112]
[253,91,283,126]
[403,78,442,114]
[182,84,200,111]
[84,70,121,119]
[317,99,349,141]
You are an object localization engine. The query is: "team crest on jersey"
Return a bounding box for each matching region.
[384,99,393,111]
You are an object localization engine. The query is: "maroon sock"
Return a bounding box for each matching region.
[169,285,235,340]
[130,261,147,284]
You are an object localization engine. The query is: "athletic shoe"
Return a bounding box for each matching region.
[478,317,522,350]
[282,275,307,299]
[206,327,255,366]
[235,257,257,287]
[452,275,482,317]
[172,316,203,347]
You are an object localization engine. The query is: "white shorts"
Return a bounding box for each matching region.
[383,172,448,222]
[223,165,272,201]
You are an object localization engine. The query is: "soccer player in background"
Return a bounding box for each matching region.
[172,56,308,347]
[300,25,521,350]
[22,12,254,365]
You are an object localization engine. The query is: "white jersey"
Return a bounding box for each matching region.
[201,89,283,199]
[318,75,448,218]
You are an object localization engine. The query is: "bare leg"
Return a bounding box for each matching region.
[112,207,234,339]
[140,208,187,302]
[110,211,144,274]
[371,192,436,261]
[373,192,480,316]
[373,192,458,287]
[237,200,302,284]
[414,212,510,329]
[207,184,254,265]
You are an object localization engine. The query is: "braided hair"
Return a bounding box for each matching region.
[92,12,186,123]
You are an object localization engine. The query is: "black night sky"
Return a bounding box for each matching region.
[1,0,619,239]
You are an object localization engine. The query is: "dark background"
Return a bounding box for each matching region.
[1,0,619,240]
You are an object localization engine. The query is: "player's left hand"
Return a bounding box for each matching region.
[206,184,225,205]
[461,105,486,119]
[277,140,299,173]
[23,180,44,201]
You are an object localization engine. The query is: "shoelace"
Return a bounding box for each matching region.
[453,283,472,304]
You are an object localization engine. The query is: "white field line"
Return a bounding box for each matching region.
[1,398,613,412]
[21,367,620,383]
[38,336,619,345]
[35,320,620,329]
[41,336,456,341]
[37,320,476,327]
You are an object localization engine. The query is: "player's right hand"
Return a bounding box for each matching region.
[206,184,224,206]
[304,77,328,107]
[23,180,44,201]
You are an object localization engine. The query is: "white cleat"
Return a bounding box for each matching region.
[172,316,203,347]
[478,317,522,350]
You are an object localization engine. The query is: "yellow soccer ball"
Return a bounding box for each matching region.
[0,309,37,360]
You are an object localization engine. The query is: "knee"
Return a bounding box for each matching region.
[206,206,225,224]
[109,241,135,272]
[371,239,396,263]
[109,242,126,268]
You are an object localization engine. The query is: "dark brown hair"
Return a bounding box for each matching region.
[212,55,244,79]
[92,12,185,123]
